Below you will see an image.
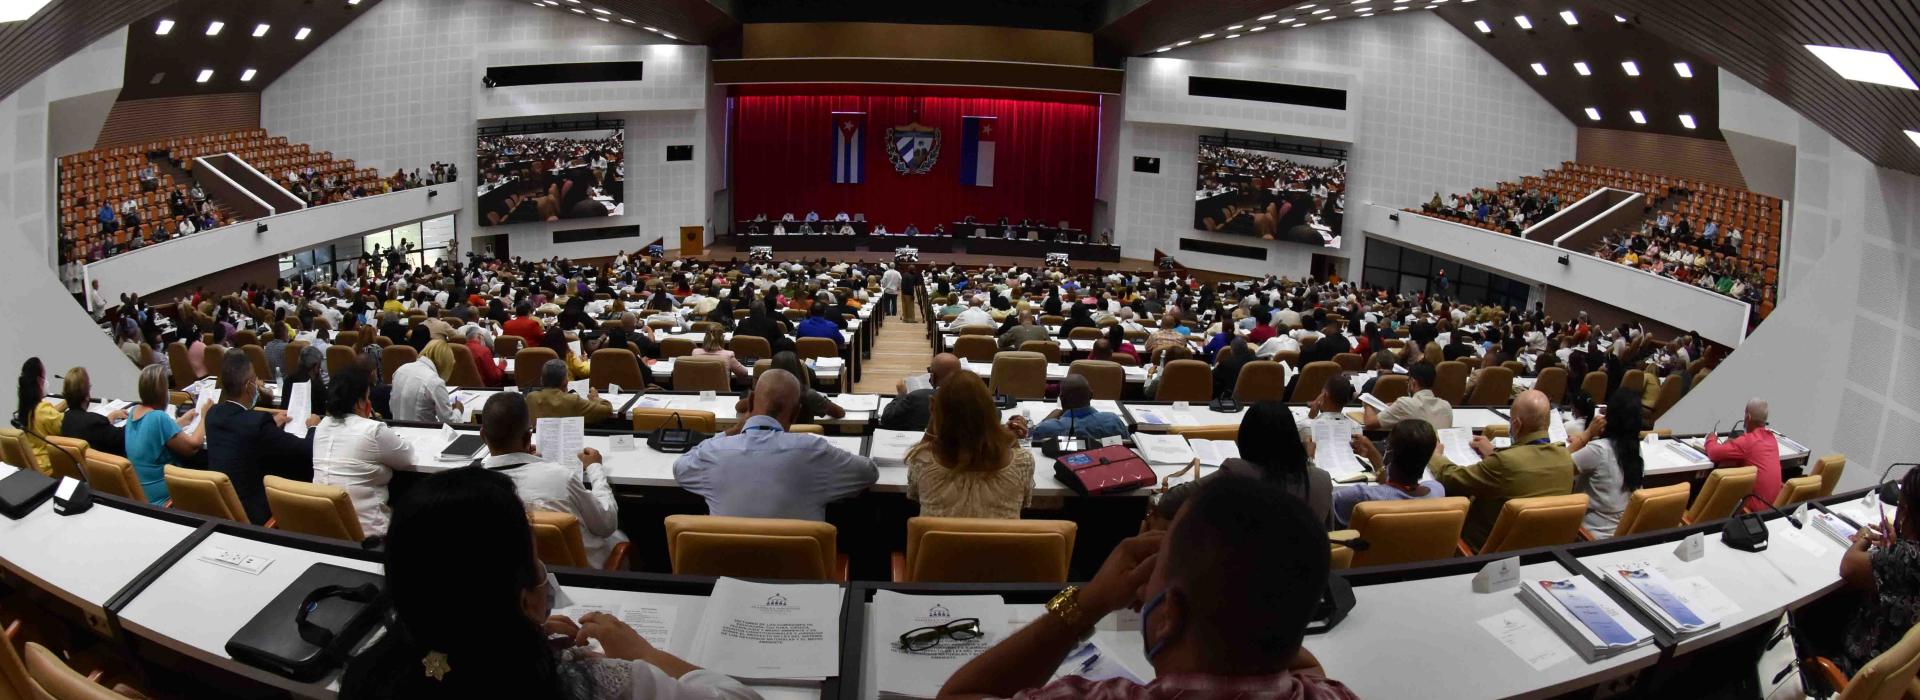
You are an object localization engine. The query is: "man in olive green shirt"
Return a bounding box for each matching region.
[525,359,615,423]
[998,311,1053,351]
[1432,389,1573,549]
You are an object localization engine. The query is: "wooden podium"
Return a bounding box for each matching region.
[680,226,704,256]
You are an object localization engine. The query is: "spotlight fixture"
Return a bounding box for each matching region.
[1513,15,1531,30]
[205,20,224,36]
[1678,114,1696,129]
[154,19,174,35]
[295,27,312,40]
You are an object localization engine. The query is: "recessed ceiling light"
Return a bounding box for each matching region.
[1299,3,1317,8]
[205,21,223,36]
[0,0,53,22]
[1473,20,1491,33]
[1250,26,1267,32]
[240,68,257,82]
[1513,15,1531,29]
[1559,10,1577,25]
[643,25,658,32]
[1312,8,1329,14]
[154,19,174,35]
[1629,110,1646,124]
[1393,6,1407,10]
[1291,22,1306,27]
[149,72,164,85]
[1321,16,1335,20]
[1804,44,1919,90]
[1258,14,1277,20]
[1573,61,1590,75]
[1621,60,1640,76]
[1531,62,1547,76]
[593,7,610,13]
[295,26,312,40]
[1155,46,1172,52]
[621,18,634,23]
[1227,24,1244,30]
[1673,62,1693,78]
[1678,114,1696,129]
[1198,33,1216,39]
[1614,14,1627,22]
[1908,130,1920,150]
[252,23,270,37]
[1351,0,1369,4]
[1175,40,1191,45]
[570,8,585,13]
[196,69,213,83]
[1585,107,1601,121]
[596,16,609,21]
[348,0,362,4]
[1358,12,1372,17]
[1226,33,1241,38]
[660,31,677,39]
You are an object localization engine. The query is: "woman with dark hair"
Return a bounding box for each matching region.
[1217,401,1334,529]
[1565,388,1645,538]
[407,324,433,352]
[543,327,591,381]
[311,370,415,538]
[14,357,66,475]
[1104,324,1139,365]
[709,297,736,331]
[1056,303,1096,340]
[338,467,755,699]
[1832,467,1920,676]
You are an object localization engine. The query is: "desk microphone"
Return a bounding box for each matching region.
[1743,493,1802,528]
[1721,494,1800,552]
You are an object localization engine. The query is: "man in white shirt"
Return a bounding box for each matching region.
[952,297,995,329]
[478,393,629,567]
[389,352,464,423]
[880,265,902,314]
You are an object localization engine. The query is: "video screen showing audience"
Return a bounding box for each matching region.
[476,124,624,227]
[1193,134,1346,249]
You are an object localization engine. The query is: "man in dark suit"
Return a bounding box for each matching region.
[204,352,314,525]
[1211,338,1255,399]
[1299,319,1351,366]
[879,353,960,431]
[733,301,794,356]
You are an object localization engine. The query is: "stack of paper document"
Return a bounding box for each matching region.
[1664,440,1707,462]
[1189,438,1240,467]
[1133,433,1196,465]
[535,417,586,468]
[873,591,1007,699]
[869,429,928,467]
[1130,407,1196,427]
[811,357,846,371]
[686,578,843,683]
[1310,418,1366,480]
[1547,409,1569,444]
[1810,511,1860,546]
[828,394,880,412]
[1516,577,1655,661]
[1597,564,1720,638]
[1436,427,1481,466]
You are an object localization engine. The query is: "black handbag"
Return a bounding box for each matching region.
[225,563,386,681]
[645,412,711,453]
[0,468,57,519]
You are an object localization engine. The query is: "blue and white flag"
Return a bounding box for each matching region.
[959,116,996,187]
[832,112,866,184]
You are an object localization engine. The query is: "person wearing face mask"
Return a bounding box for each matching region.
[938,475,1358,699]
[1432,389,1574,550]
[339,466,757,699]
[204,352,317,525]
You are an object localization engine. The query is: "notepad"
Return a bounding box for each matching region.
[1133,433,1196,465]
[685,578,842,682]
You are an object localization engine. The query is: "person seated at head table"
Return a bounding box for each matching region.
[933,224,947,236]
[674,369,877,520]
[881,353,960,432]
[338,466,751,699]
[772,222,787,235]
[1338,419,1448,527]
[938,474,1358,699]
[1363,361,1453,431]
[781,212,795,221]
[1704,398,1783,503]
[804,210,819,222]
[903,223,921,236]
[526,359,613,423]
[905,375,1035,519]
[1432,390,1575,550]
[58,367,125,457]
[1015,375,1128,443]
[476,391,629,567]
[204,352,315,525]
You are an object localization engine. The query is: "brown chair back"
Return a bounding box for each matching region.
[43,436,88,482]
[728,335,772,360]
[240,345,269,382]
[589,348,646,391]
[1432,361,1468,405]
[1835,623,1920,700]
[82,452,144,501]
[0,428,30,473]
[1650,375,1684,422]
[796,337,839,361]
[495,334,525,358]
[204,345,228,387]
[952,335,997,363]
[665,515,841,580]
[264,476,365,542]
[1154,359,1213,402]
[1347,497,1470,567]
[989,351,1048,399]
[898,517,1077,583]
[1332,353,1363,372]
[379,343,420,384]
[1478,493,1589,554]
[1532,367,1568,404]
[1774,475,1824,509]
[1580,370,1608,402]
[1619,369,1646,397]
[1067,360,1124,400]
[233,330,259,347]
[513,347,558,390]
[284,341,311,377]
[1466,366,1514,406]
[1232,360,1286,401]
[530,510,593,568]
[446,342,485,387]
[632,408,718,432]
[162,465,249,522]
[325,344,358,380]
[1372,374,1411,403]
[1020,340,1061,363]
[24,641,125,700]
[659,338,695,358]
[1611,483,1691,537]
[1289,361,1342,402]
[674,356,732,392]
[1811,454,1846,498]
[1684,466,1758,523]
[166,343,196,384]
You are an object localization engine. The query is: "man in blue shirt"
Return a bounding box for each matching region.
[673,369,877,520]
[1025,376,1128,442]
[794,304,844,349]
[1333,418,1447,528]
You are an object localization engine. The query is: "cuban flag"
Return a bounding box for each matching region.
[960,116,996,187]
[832,112,865,184]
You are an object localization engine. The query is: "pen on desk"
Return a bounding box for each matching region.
[1079,652,1101,674]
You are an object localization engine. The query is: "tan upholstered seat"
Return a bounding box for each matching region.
[23,641,124,700]
[1580,370,1608,402]
[1773,475,1825,509]
[325,344,357,381]
[1619,369,1645,398]
[241,345,270,382]
[1650,375,1685,422]
[167,344,197,386]
[0,428,31,472]
[512,347,558,390]
[284,341,310,377]
[1682,466,1758,524]
[1154,359,1213,402]
[787,423,826,434]
[1372,374,1411,403]
[446,342,485,387]
[494,334,525,358]
[953,335,997,363]
[1068,327,1102,341]
[381,344,420,384]
[1532,367,1568,405]
[1288,361,1342,402]
[1481,424,1509,439]
[673,357,731,392]
[1467,493,1589,555]
[1329,543,1355,570]
[1812,619,1920,700]
[954,324,995,337]
[1432,361,1468,405]
[163,465,249,523]
[264,475,365,543]
[631,408,717,432]
[203,345,227,387]
[1067,360,1124,400]
[728,335,772,361]
[1020,340,1061,363]
[1332,353,1364,372]
[659,338,695,358]
[233,329,259,347]
[796,337,840,361]
[989,352,1048,399]
[589,348,646,391]
[1339,497,1469,567]
[531,510,629,570]
[1466,367,1514,406]
[43,436,88,482]
[1598,483,1692,539]
[1233,360,1286,402]
[664,515,844,581]
[893,517,1077,583]
[82,452,143,501]
[1812,454,1846,497]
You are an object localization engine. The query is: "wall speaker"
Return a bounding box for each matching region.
[1133,156,1160,174]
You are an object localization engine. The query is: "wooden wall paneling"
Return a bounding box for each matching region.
[93,93,262,151]
[1575,127,1749,190]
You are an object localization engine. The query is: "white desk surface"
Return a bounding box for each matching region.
[1305,560,1660,700]
[1575,511,1851,655]
[1122,403,1260,430]
[955,359,1147,384]
[1449,408,1511,430]
[391,426,867,488]
[855,600,1149,700]
[117,532,384,665]
[873,398,1123,424]
[865,428,1184,497]
[0,492,196,607]
[560,585,820,700]
[1639,439,1715,477]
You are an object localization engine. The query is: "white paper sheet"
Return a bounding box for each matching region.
[1670,576,1741,620]
[872,591,1008,699]
[561,602,679,652]
[1189,439,1241,467]
[869,429,926,467]
[1134,433,1196,465]
[829,394,880,412]
[688,578,843,681]
[1548,409,1569,444]
[1477,609,1574,671]
[283,381,311,436]
[1437,427,1482,466]
[535,416,585,468]
[1311,418,1365,479]
[567,378,591,396]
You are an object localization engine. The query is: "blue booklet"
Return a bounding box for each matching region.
[1539,580,1638,646]
[1616,568,1705,628]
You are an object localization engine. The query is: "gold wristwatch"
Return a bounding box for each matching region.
[1046,586,1095,640]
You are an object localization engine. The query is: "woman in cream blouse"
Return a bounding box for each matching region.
[904,376,1034,519]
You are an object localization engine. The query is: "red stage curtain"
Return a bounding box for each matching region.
[730,94,1100,233]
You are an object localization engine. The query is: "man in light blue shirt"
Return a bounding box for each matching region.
[1024,376,1128,442]
[673,369,876,520]
[1333,418,1447,528]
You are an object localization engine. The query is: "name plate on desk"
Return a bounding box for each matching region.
[1473,557,1521,593]
[699,390,716,400]
[1674,532,1706,562]
[1172,401,1190,411]
[609,434,637,452]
